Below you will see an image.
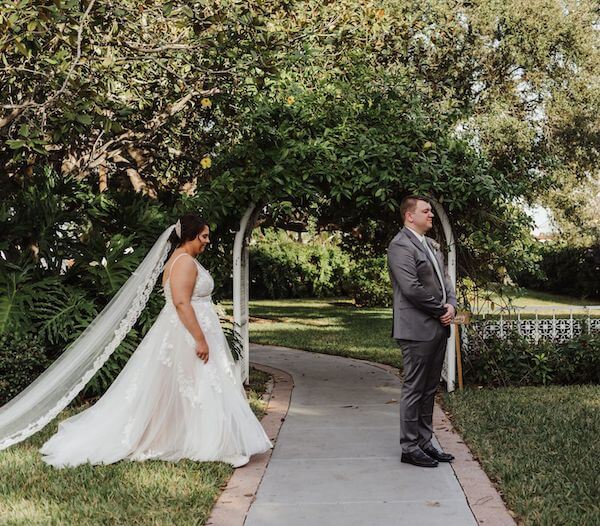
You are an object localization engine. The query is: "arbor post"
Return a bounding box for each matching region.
[233,204,256,384]
[431,199,457,392]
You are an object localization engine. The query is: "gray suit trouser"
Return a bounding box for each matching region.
[396,324,447,453]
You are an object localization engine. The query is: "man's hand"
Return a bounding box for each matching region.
[195,339,209,363]
[439,304,456,326]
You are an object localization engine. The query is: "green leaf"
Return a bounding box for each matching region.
[76,114,92,125]
[0,283,18,336]
[6,139,26,149]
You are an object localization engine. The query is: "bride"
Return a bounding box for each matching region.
[17,214,271,468]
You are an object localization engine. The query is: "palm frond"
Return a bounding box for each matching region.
[222,323,243,362]
[0,273,25,336]
[0,262,38,336]
[31,283,98,348]
[76,233,146,298]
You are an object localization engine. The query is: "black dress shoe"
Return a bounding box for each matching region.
[422,446,455,463]
[401,449,439,468]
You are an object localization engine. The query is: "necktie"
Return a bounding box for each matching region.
[422,238,446,304]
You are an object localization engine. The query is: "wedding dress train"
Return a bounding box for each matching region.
[41,255,272,468]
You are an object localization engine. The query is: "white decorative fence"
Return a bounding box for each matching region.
[470,306,600,343]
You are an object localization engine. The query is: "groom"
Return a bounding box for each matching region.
[387,196,457,468]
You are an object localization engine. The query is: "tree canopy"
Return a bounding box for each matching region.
[2,0,598,285]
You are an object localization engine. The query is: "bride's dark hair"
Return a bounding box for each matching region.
[167,214,209,255]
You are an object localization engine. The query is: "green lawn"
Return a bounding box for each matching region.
[247,298,401,369]
[444,386,600,526]
[471,289,599,315]
[0,368,269,525]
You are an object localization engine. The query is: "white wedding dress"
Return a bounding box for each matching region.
[41,254,272,468]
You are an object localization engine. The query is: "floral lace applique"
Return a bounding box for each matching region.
[157,332,175,368]
[125,372,140,403]
[175,363,203,406]
[205,362,223,394]
[195,308,217,334]
[122,417,135,448]
[220,354,237,384]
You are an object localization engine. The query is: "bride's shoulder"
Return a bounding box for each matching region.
[165,252,197,275]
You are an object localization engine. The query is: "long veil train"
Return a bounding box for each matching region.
[0,225,175,450]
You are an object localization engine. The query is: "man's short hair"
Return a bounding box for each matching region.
[400,195,431,223]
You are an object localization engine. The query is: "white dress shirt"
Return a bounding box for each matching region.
[405,226,425,243]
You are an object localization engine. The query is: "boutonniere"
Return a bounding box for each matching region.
[430,240,441,252]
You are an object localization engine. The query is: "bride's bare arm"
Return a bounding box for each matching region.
[170,257,209,362]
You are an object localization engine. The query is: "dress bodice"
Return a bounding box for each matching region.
[163,255,214,304]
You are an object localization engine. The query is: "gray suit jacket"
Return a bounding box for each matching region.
[387,227,457,341]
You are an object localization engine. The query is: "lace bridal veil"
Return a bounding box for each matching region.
[0,225,175,450]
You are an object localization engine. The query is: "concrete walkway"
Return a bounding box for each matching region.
[246,344,477,526]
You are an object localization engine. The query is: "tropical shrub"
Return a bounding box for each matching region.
[0,257,166,400]
[0,169,176,398]
[0,335,50,406]
[249,230,351,299]
[515,242,600,299]
[548,334,600,385]
[347,256,392,307]
[462,330,600,387]
[0,266,98,355]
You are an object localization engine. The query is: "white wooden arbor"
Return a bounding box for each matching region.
[232,200,458,391]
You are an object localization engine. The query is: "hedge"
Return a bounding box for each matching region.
[463,330,600,387]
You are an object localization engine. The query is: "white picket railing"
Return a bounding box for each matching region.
[471,306,600,342]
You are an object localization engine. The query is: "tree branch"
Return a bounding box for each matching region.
[1,0,96,112]
[0,106,26,129]
[122,42,201,53]
[66,87,220,176]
